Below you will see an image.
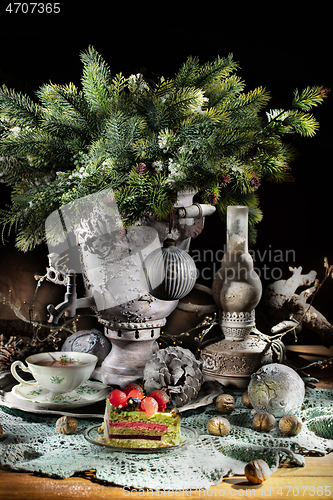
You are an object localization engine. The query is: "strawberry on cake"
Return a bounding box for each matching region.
[100,384,181,448]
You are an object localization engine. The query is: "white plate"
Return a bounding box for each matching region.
[11,380,111,409]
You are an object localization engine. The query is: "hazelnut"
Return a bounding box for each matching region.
[55,416,78,435]
[279,415,302,436]
[241,390,253,409]
[253,412,276,432]
[244,459,271,484]
[216,394,235,414]
[207,416,231,436]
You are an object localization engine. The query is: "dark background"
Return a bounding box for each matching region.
[1,6,332,344]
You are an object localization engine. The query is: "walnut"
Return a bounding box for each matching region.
[241,390,253,409]
[244,459,272,484]
[55,416,78,435]
[252,412,276,432]
[216,394,235,414]
[279,414,303,436]
[207,416,231,436]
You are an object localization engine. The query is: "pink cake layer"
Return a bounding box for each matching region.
[108,421,168,432]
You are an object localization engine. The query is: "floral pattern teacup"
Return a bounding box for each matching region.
[11,351,98,395]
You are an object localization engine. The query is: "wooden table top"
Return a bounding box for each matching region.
[1,346,333,500]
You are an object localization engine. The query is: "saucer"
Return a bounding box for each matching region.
[11,380,111,409]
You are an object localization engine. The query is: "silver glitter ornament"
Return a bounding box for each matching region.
[248,363,305,417]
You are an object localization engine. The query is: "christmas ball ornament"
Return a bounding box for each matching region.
[141,238,197,301]
[252,412,276,432]
[55,416,78,435]
[61,329,111,366]
[244,459,271,484]
[248,363,305,417]
[279,415,303,436]
[207,416,231,436]
[216,394,235,414]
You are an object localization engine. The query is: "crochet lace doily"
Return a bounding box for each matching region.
[1,387,332,491]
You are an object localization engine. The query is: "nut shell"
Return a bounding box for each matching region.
[0,423,3,439]
[216,394,235,414]
[253,412,276,432]
[245,459,271,484]
[241,390,253,409]
[55,416,78,435]
[207,416,231,436]
[279,414,302,436]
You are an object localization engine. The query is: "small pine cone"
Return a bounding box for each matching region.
[143,346,203,407]
[0,335,25,371]
[249,173,260,189]
[221,174,231,185]
[207,194,217,205]
[135,162,147,175]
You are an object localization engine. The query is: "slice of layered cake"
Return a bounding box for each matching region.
[100,385,181,448]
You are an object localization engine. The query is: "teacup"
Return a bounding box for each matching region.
[11,351,98,395]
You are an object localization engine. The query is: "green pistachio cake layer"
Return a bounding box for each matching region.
[102,399,181,448]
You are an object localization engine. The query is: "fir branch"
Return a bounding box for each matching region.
[163,86,207,121]
[80,46,113,116]
[0,128,73,164]
[0,84,43,127]
[205,74,246,108]
[292,86,328,111]
[282,110,320,137]
[173,54,239,89]
[37,83,92,137]
[103,112,148,166]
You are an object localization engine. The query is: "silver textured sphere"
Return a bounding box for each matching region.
[61,329,111,366]
[141,238,197,301]
[248,363,305,417]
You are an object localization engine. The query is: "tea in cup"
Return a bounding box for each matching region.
[11,351,98,395]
